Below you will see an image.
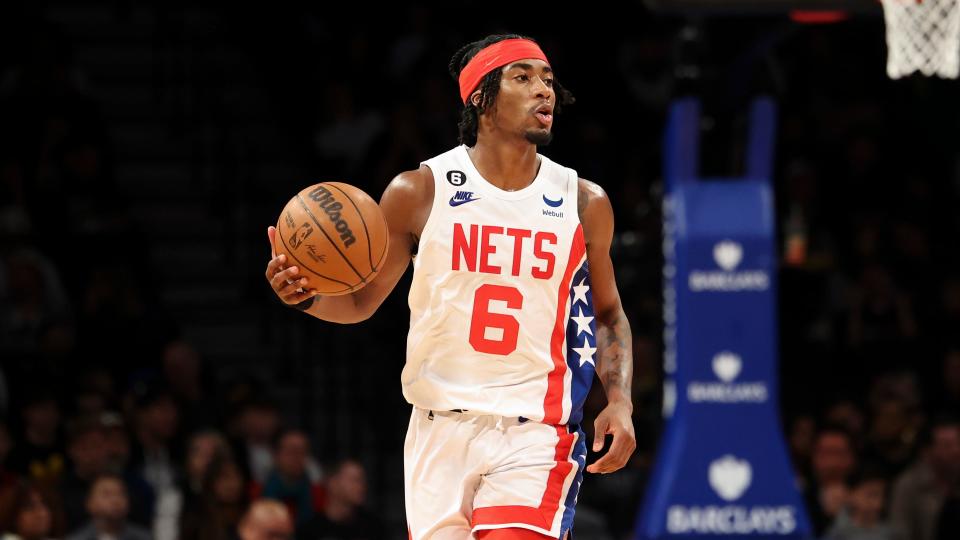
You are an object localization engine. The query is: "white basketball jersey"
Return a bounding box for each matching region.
[402,145,597,426]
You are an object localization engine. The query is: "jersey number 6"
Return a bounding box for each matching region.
[469,284,523,356]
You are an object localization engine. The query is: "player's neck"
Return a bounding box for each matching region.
[467,136,540,192]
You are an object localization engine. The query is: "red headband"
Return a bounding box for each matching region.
[458,38,549,104]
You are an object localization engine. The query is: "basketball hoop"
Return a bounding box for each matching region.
[881,0,960,78]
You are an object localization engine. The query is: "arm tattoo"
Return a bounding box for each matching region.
[577,181,589,223]
[595,311,633,403]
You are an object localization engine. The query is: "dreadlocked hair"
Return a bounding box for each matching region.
[448,34,575,147]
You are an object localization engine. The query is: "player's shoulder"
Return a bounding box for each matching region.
[578,177,607,199]
[577,177,611,217]
[384,146,463,205]
[380,165,435,241]
[392,164,434,186]
[385,165,434,203]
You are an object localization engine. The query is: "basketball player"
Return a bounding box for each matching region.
[265,34,635,539]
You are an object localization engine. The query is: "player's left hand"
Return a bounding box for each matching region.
[585,400,636,474]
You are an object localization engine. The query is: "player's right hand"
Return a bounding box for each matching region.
[266,225,317,305]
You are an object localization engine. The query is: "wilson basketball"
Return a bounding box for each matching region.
[275,182,388,296]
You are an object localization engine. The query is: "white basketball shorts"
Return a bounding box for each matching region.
[403,407,587,539]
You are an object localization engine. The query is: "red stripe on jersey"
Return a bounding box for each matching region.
[471,426,577,531]
[542,225,586,425]
[474,506,547,529]
[538,426,576,524]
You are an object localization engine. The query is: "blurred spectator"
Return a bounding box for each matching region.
[0,479,65,540]
[297,458,381,540]
[890,415,960,540]
[70,367,115,419]
[182,430,231,508]
[805,426,858,536]
[864,398,920,478]
[98,412,154,529]
[65,474,151,540]
[789,414,817,487]
[70,389,107,421]
[865,374,923,477]
[257,430,323,528]
[0,248,71,356]
[127,384,180,540]
[824,464,894,540]
[161,341,217,433]
[825,401,867,444]
[180,455,248,540]
[237,500,293,540]
[8,390,64,483]
[60,415,109,529]
[100,413,128,477]
[128,384,180,497]
[846,263,918,362]
[231,400,281,486]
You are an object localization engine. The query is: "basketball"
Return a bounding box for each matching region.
[274,182,388,296]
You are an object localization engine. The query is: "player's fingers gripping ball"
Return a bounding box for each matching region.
[274,182,388,296]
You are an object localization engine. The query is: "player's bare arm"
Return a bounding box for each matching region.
[578,177,637,474]
[265,165,433,323]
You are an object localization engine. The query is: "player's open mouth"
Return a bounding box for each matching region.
[532,103,553,126]
[534,111,553,125]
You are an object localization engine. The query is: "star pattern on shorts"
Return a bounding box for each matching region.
[571,306,594,337]
[572,277,590,306]
[572,336,597,367]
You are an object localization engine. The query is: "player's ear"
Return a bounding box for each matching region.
[470,91,482,108]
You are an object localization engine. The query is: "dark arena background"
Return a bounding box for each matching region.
[1,1,959,539]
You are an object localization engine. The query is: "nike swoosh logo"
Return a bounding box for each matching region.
[543,195,563,207]
[449,196,481,206]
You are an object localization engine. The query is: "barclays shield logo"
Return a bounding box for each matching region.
[666,453,798,535]
[712,352,742,383]
[666,454,798,535]
[688,351,768,404]
[713,240,743,271]
[709,455,752,501]
[688,240,769,292]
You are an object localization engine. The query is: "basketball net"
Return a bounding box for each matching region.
[881,0,960,78]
